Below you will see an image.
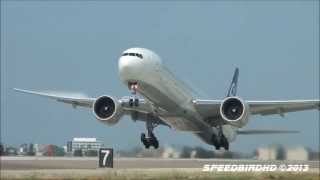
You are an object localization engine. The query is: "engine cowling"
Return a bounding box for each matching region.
[220,97,249,128]
[92,95,123,125]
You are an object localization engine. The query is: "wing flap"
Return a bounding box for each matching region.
[237,129,299,135]
[192,99,221,118]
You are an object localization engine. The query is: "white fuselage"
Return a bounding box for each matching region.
[118,48,237,145]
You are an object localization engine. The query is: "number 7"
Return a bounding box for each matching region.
[101,150,110,166]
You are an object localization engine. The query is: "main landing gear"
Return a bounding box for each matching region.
[141,119,159,149]
[128,82,139,107]
[212,126,229,151]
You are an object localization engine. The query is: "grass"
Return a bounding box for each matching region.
[1,169,319,180]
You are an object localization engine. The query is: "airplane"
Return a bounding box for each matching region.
[14,47,320,150]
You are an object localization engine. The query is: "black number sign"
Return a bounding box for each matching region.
[98,148,113,168]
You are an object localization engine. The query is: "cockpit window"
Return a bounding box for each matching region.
[122,52,143,59]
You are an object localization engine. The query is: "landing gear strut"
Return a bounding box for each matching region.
[128,82,139,107]
[212,126,229,151]
[141,118,159,149]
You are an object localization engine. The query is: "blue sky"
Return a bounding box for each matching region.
[1,1,319,152]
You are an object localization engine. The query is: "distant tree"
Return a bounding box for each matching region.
[43,145,65,156]
[309,151,320,161]
[73,149,83,157]
[217,151,234,159]
[180,146,192,158]
[27,144,35,156]
[276,145,285,160]
[54,146,65,156]
[6,147,17,156]
[194,146,215,158]
[0,143,4,156]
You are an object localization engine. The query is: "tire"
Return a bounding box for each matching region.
[224,144,229,151]
[141,133,146,141]
[211,134,219,148]
[134,98,139,106]
[221,136,229,151]
[153,140,159,149]
[145,143,150,149]
[129,98,134,107]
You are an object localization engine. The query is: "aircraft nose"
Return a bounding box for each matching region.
[118,57,131,72]
[118,57,142,81]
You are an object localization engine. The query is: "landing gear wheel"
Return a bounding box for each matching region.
[224,143,229,151]
[221,136,229,151]
[211,134,220,150]
[129,97,139,107]
[141,133,146,143]
[153,139,159,149]
[214,144,221,150]
[134,98,139,106]
[129,98,134,107]
[141,133,149,148]
[140,133,159,149]
[149,133,159,149]
[212,126,230,151]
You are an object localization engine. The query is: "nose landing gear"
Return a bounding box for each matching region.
[128,82,139,107]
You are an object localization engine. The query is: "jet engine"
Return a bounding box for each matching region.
[220,97,249,128]
[93,95,123,125]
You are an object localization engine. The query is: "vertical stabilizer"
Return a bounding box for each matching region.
[226,68,239,97]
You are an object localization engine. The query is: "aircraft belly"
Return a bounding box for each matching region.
[137,81,181,111]
[136,80,212,132]
[160,116,204,131]
[128,63,212,132]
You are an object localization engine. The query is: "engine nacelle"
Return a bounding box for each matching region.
[220,97,249,128]
[92,95,123,126]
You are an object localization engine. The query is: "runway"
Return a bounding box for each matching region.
[1,157,319,179]
[1,156,319,170]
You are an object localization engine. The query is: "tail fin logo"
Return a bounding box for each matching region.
[227,68,239,97]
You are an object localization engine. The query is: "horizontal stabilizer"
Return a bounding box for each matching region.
[237,129,299,135]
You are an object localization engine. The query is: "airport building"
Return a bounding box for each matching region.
[256,147,278,160]
[66,137,103,154]
[285,147,309,161]
[255,145,309,160]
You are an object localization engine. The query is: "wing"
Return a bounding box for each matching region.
[14,88,170,127]
[247,100,320,116]
[14,88,95,108]
[193,99,320,118]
